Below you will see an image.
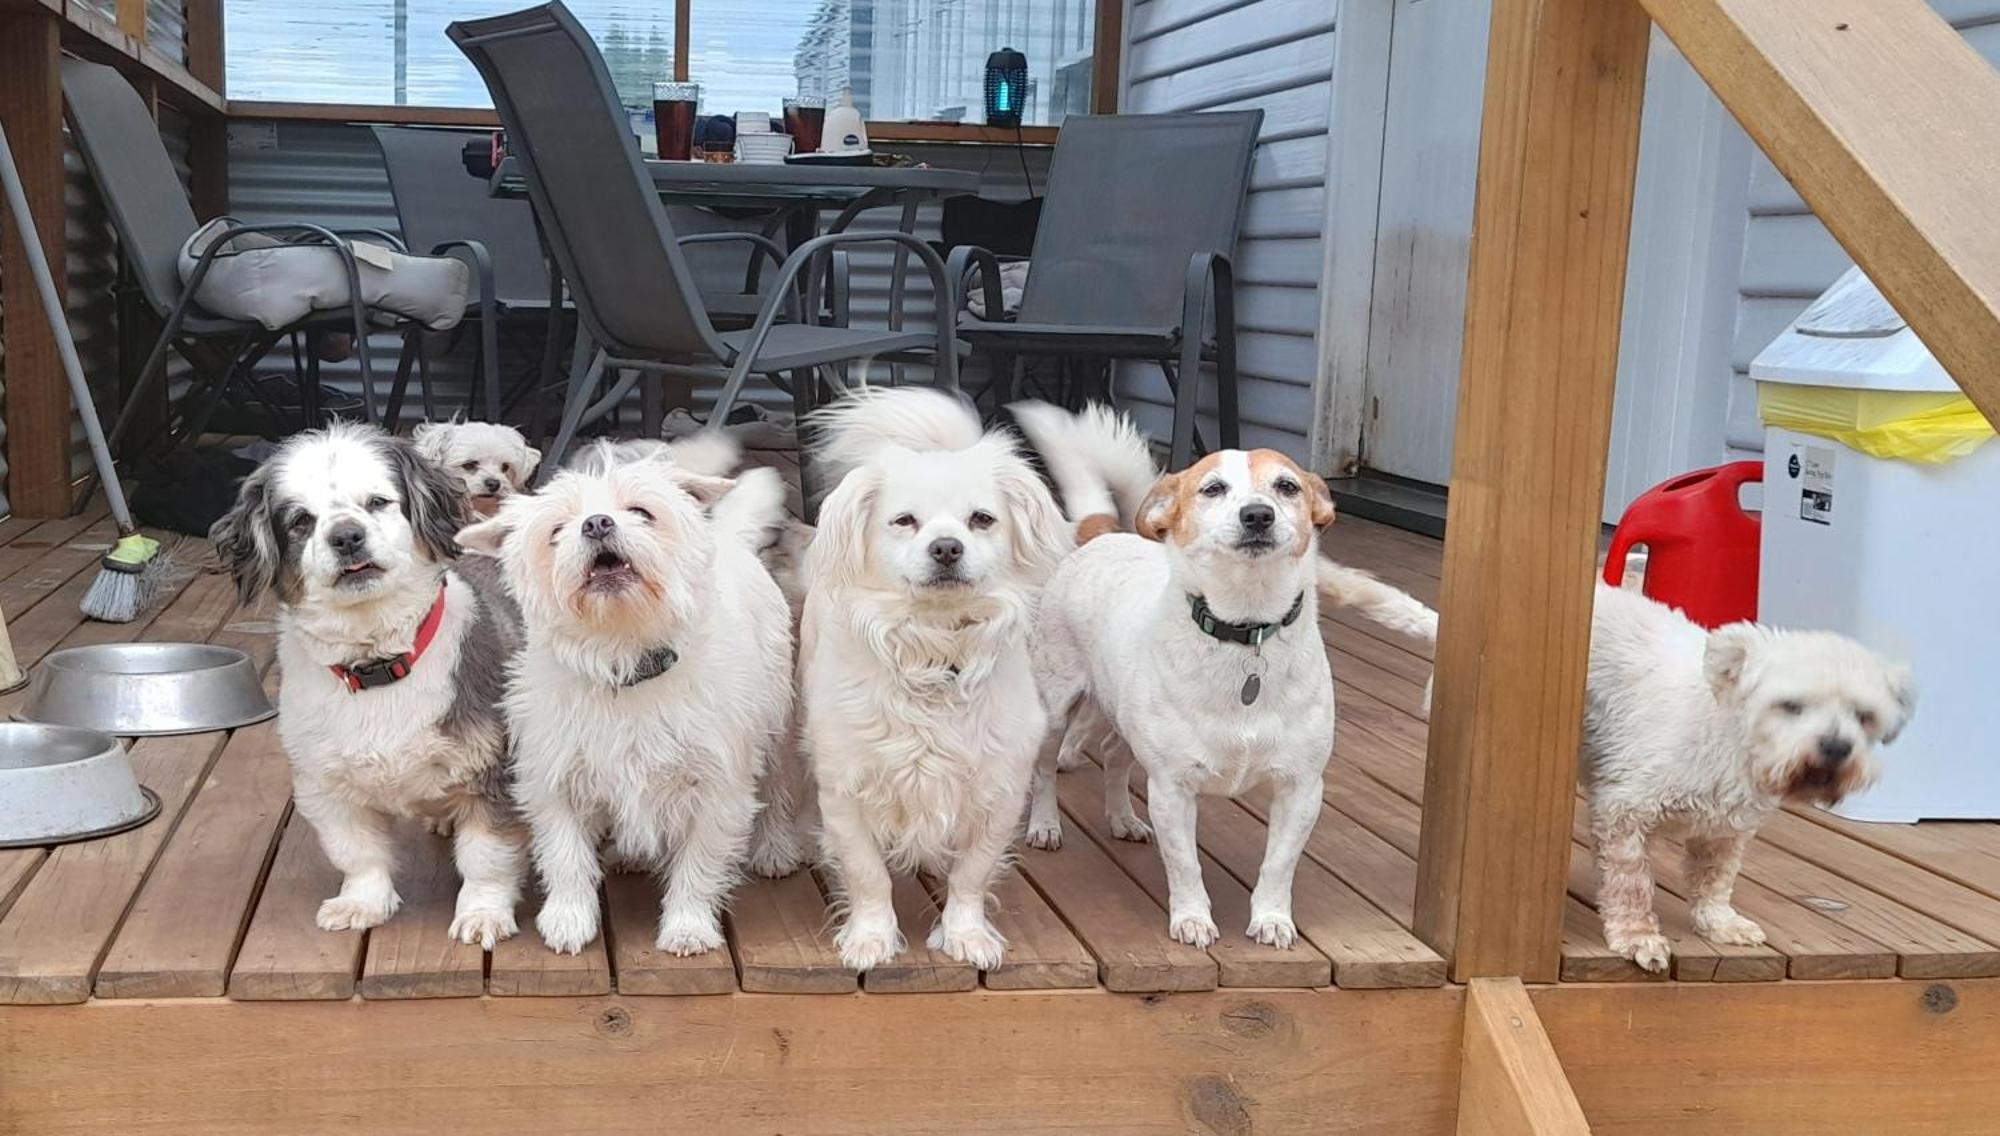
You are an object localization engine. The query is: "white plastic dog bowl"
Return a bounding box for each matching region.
[21,642,274,737]
[0,723,158,848]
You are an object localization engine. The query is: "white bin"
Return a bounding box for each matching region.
[1752,267,1998,822]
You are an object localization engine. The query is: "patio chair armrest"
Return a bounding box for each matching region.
[429,238,497,303]
[945,244,1006,322]
[677,230,789,285]
[335,228,408,252]
[1182,250,1236,343]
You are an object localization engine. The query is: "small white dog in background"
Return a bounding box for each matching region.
[211,423,524,949]
[459,453,794,956]
[801,387,1072,972]
[1583,584,1914,972]
[1013,402,1437,950]
[411,419,540,517]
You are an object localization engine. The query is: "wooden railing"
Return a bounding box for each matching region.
[1418,0,2000,980]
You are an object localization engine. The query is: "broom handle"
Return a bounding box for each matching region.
[0,122,136,534]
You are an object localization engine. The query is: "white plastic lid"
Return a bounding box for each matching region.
[1749,266,1961,393]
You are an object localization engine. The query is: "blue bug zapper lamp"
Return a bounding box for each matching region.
[984,48,1028,128]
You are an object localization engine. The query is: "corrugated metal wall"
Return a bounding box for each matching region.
[1112,0,1336,460]
[226,120,1046,425]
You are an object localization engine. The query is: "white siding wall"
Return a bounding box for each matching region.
[1114,0,1337,457]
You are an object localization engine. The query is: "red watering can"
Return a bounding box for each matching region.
[1603,461,1762,629]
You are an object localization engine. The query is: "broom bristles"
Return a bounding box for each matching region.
[79,543,175,624]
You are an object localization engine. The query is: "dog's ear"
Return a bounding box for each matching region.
[1303,471,1336,530]
[456,517,509,556]
[1135,471,1185,543]
[409,421,446,463]
[380,434,471,562]
[1702,623,1764,701]
[667,468,737,507]
[994,447,1074,579]
[210,461,281,605]
[807,464,880,593]
[518,442,542,485]
[1882,662,1918,744]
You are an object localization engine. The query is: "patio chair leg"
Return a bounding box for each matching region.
[386,333,419,430]
[479,299,501,424]
[531,261,565,440]
[537,331,603,481]
[793,368,821,525]
[304,335,323,431]
[416,344,438,423]
[1172,330,1206,470]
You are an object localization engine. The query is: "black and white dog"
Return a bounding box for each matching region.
[212,422,525,948]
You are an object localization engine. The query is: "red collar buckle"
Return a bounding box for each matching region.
[329,583,448,694]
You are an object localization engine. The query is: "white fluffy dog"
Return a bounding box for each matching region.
[1013,403,1436,950]
[411,419,540,517]
[801,388,1071,972]
[1583,584,1915,972]
[459,452,793,956]
[211,423,524,949]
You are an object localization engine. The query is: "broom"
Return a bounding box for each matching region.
[0,123,168,622]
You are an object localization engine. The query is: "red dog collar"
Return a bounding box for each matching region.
[330,584,448,693]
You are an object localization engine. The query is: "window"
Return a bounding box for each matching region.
[225,0,1093,126]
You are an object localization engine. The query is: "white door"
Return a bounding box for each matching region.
[1359,0,1492,485]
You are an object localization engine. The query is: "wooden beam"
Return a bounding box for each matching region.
[58,3,223,114]
[188,114,228,222]
[1413,0,1652,981]
[1459,978,1592,1136]
[184,0,223,94]
[113,0,143,38]
[0,8,75,519]
[674,0,690,83]
[1640,0,2000,427]
[1091,0,1123,114]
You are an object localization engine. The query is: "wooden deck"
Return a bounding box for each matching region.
[3,503,2000,1003]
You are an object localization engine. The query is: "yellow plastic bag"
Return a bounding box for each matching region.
[1756,385,1995,464]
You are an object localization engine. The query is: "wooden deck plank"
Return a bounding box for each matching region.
[491,883,615,997]
[1460,977,1592,1136]
[358,825,486,999]
[0,850,46,923]
[0,730,232,1003]
[726,870,855,994]
[0,515,43,547]
[1015,819,1217,994]
[972,871,1097,991]
[859,874,978,994]
[0,503,109,583]
[227,813,362,1001]
[598,870,729,996]
[1061,769,1332,988]
[93,713,291,999]
[1756,810,2000,953]
[1794,809,2000,903]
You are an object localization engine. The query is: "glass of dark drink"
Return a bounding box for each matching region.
[783,97,825,154]
[653,82,700,161]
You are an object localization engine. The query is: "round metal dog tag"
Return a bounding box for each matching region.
[1240,672,1262,706]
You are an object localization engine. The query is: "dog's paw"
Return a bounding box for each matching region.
[449,906,519,951]
[1169,910,1219,948]
[535,893,601,956]
[654,908,726,956]
[929,916,1007,970]
[1107,813,1153,843]
[1696,913,1767,948]
[835,919,905,973]
[1024,818,1064,851]
[315,889,400,934]
[1609,930,1672,974]
[1245,911,1297,949]
[746,829,806,880]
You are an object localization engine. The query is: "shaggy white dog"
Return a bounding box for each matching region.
[459,454,793,956]
[211,423,524,949]
[801,388,1071,972]
[411,419,539,517]
[1583,584,1915,972]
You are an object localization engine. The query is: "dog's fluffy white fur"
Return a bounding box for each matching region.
[1583,584,1915,972]
[211,423,525,950]
[1014,402,1437,950]
[800,387,1072,972]
[411,419,540,517]
[460,454,794,956]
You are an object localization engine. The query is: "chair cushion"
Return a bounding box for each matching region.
[178,218,472,332]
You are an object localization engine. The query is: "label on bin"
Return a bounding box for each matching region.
[1797,444,1835,526]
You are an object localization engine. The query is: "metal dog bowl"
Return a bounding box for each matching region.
[0,723,159,848]
[21,643,274,737]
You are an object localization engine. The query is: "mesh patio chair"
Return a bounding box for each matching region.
[373,125,802,429]
[60,58,385,468]
[448,2,956,490]
[950,111,1262,469]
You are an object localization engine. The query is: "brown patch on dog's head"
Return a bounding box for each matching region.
[1136,453,1228,544]
[1246,450,1334,554]
[1075,513,1122,544]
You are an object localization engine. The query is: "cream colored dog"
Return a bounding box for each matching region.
[1583,584,1915,972]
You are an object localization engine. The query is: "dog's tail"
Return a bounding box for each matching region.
[812,387,984,475]
[1314,558,1438,644]
[1008,400,1158,541]
[710,466,790,553]
[662,430,743,477]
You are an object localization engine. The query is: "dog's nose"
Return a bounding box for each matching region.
[581,514,617,543]
[929,537,964,567]
[1239,503,1276,531]
[482,477,504,494]
[326,522,367,559]
[1819,734,1854,764]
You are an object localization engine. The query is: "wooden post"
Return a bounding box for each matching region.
[1412,0,1652,981]
[673,0,690,83]
[1091,0,1124,114]
[1458,978,1592,1136]
[115,0,146,40]
[0,9,76,519]
[185,0,228,220]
